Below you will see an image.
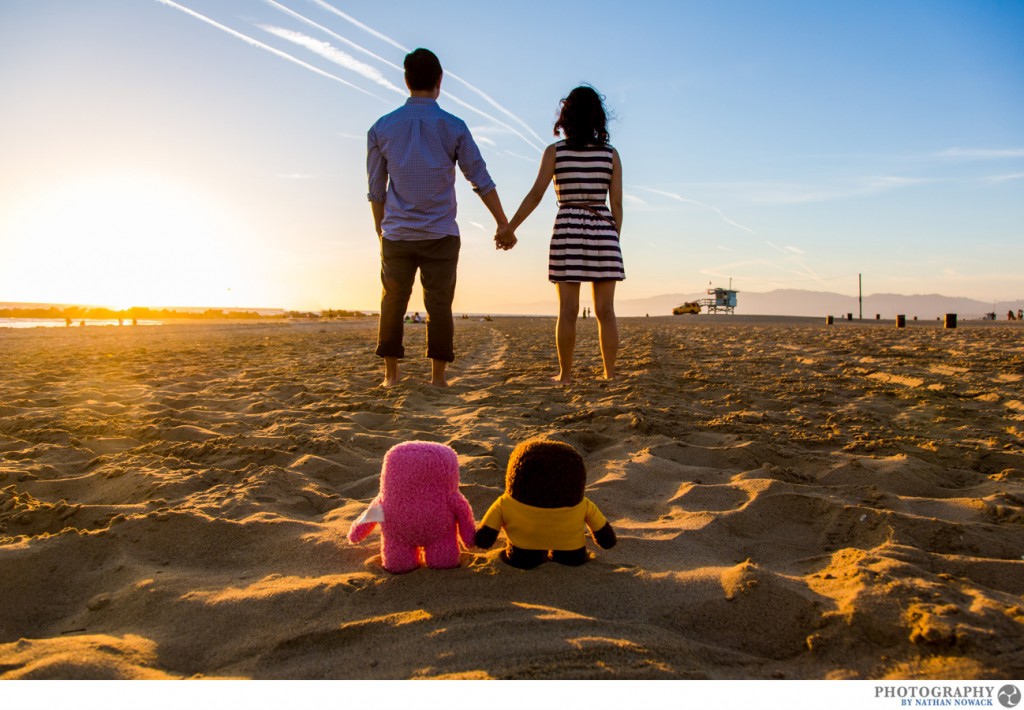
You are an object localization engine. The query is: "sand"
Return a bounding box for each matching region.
[0,315,1022,680]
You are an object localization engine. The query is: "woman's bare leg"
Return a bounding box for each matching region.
[554,283,581,383]
[592,280,618,379]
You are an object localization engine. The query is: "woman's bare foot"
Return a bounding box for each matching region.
[550,374,572,385]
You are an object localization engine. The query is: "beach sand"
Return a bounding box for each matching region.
[1,315,1022,680]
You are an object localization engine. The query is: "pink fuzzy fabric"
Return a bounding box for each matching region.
[348,441,475,574]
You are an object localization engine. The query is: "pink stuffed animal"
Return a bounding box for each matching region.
[348,441,475,574]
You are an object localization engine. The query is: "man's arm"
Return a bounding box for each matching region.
[366,126,388,237]
[370,200,385,238]
[454,125,513,247]
[479,188,516,249]
[480,188,508,228]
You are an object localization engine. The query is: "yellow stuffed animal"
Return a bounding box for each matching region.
[475,438,616,568]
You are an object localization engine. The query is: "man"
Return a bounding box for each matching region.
[367,48,514,388]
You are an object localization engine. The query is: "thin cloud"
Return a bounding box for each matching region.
[634,186,754,234]
[259,25,405,95]
[696,239,860,291]
[748,175,937,205]
[501,149,537,162]
[864,176,937,189]
[700,255,826,287]
[936,147,1024,160]
[154,0,387,102]
[984,173,1024,184]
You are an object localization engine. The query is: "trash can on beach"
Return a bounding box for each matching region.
[944,313,957,329]
[896,314,906,328]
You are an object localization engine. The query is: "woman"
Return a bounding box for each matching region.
[500,86,624,383]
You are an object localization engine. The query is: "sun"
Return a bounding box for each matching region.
[1,173,250,308]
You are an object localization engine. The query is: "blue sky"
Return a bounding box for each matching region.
[1,0,1021,312]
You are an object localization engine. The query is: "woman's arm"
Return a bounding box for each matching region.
[610,148,623,234]
[508,144,557,231]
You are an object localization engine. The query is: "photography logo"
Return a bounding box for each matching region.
[999,686,1021,709]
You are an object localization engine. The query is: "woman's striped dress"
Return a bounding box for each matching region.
[549,140,625,283]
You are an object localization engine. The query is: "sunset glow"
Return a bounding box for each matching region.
[3,174,251,308]
[1,1,1021,312]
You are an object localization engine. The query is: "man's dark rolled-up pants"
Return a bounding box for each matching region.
[375,235,460,362]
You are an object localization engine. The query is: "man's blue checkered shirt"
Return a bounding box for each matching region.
[367,97,496,240]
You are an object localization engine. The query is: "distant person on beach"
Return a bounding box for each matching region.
[498,86,624,383]
[367,48,515,388]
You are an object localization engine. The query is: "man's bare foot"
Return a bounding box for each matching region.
[382,357,400,387]
[430,359,449,388]
[551,374,572,385]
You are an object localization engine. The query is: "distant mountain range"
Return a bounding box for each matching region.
[5,292,1020,321]
[497,289,1023,320]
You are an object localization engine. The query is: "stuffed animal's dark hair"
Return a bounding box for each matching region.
[505,439,586,508]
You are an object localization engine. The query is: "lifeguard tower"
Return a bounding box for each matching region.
[701,286,738,314]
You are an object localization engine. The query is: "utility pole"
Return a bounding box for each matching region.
[859,273,863,320]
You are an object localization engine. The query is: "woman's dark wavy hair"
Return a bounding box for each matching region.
[554,85,609,148]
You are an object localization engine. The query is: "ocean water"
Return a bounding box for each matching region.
[0,318,162,329]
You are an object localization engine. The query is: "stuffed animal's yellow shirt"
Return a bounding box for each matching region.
[479,494,608,551]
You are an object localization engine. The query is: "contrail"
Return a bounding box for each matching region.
[260,25,405,95]
[636,186,754,234]
[764,241,824,282]
[154,0,386,102]
[310,0,407,52]
[262,21,561,154]
[439,91,544,154]
[265,1,541,152]
[265,0,403,72]
[309,0,547,150]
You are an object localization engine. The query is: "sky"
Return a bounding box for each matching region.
[1,0,1022,314]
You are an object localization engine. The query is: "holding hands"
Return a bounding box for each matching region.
[494,223,517,251]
